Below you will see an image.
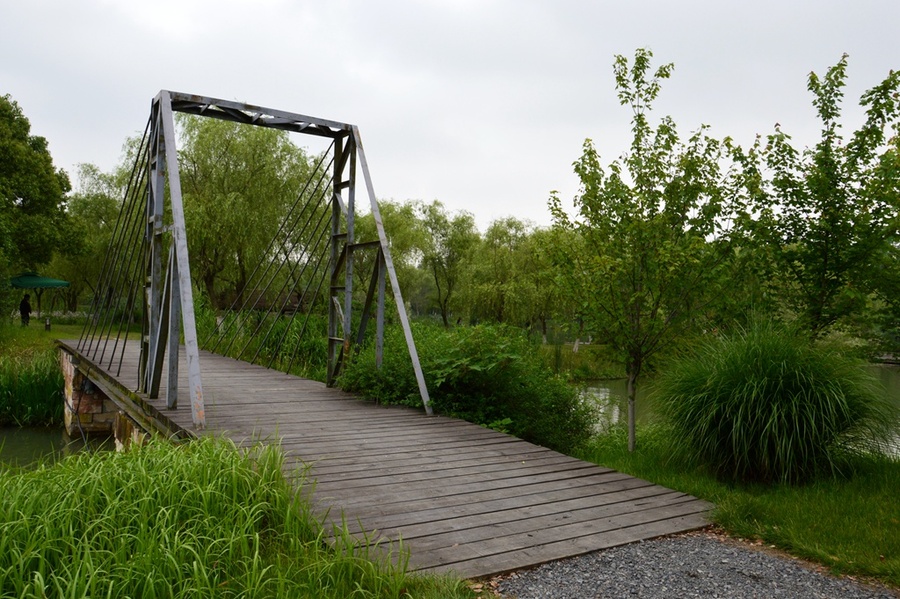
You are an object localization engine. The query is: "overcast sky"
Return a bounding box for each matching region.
[3,0,899,230]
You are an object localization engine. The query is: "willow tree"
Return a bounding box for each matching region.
[550,49,736,451]
[419,200,479,327]
[177,115,316,309]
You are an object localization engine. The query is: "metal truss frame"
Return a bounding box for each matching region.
[142,91,432,429]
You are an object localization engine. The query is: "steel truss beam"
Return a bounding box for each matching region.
[141,91,432,428]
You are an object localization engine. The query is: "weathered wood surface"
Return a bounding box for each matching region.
[59,340,711,579]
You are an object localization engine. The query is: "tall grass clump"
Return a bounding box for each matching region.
[653,319,897,484]
[0,326,64,426]
[339,323,596,454]
[0,438,472,598]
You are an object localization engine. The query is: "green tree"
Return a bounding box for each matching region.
[177,115,317,309]
[549,49,735,451]
[419,201,480,327]
[353,199,431,316]
[462,219,562,339]
[48,164,122,311]
[737,55,900,337]
[465,217,531,324]
[0,94,71,271]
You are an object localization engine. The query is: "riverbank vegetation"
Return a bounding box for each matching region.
[0,325,79,426]
[653,319,897,484]
[0,438,473,598]
[340,323,596,454]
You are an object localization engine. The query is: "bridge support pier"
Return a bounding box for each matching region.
[60,351,118,437]
[59,349,149,450]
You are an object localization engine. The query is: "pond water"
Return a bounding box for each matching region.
[584,364,900,453]
[0,426,112,469]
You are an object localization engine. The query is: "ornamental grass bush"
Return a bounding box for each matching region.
[652,319,897,484]
[339,323,596,454]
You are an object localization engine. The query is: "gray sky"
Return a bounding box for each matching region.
[3,0,898,230]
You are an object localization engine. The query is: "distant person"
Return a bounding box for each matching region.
[19,294,32,326]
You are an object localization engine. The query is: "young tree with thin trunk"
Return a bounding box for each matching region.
[549,49,736,451]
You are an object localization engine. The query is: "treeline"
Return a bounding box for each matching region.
[3,51,899,363]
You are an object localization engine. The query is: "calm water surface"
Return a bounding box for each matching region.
[0,426,112,468]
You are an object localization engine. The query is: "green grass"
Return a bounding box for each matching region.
[0,437,475,598]
[578,423,900,587]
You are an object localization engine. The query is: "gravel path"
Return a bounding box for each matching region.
[495,531,898,599]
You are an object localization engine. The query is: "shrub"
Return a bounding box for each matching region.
[339,323,596,454]
[652,319,897,484]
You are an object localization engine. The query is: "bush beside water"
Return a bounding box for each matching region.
[652,319,898,483]
[0,438,471,598]
[339,323,596,454]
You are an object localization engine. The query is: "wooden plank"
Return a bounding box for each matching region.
[312,457,605,493]
[408,501,710,572]
[424,513,711,578]
[339,481,681,537]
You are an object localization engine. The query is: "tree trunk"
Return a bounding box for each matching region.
[626,353,642,453]
[627,370,638,452]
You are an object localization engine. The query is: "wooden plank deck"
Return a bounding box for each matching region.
[58,339,711,579]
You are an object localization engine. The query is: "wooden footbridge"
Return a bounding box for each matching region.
[61,91,710,580]
[59,339,710,579]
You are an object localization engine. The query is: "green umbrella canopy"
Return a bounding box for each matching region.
[10,272,70,319]
[10,272,70,289]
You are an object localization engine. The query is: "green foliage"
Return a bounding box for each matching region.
[538,342,624,381]
[339,323,596,453]
[734,55,900,337]
[0,328,65,426]
[354,199,433,315]
[419,201,480,327]
[652,319,898,483]
[178,113,319,310]
[0,350,63,426]
[549,48,737,450]
[0,94,72,271]
[48,164,123,311]
[0,438,474,598]
[196,290,330,382]
[578,425,900,587]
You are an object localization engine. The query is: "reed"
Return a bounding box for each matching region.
[0,350,63,426]
[0,438,472,598]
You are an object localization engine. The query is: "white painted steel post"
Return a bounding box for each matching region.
[157,91,206,429]
[351,126,432,415]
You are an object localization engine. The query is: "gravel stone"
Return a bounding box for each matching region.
[497,534,897,599]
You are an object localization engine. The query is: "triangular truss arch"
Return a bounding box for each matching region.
[78,91,431,429]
